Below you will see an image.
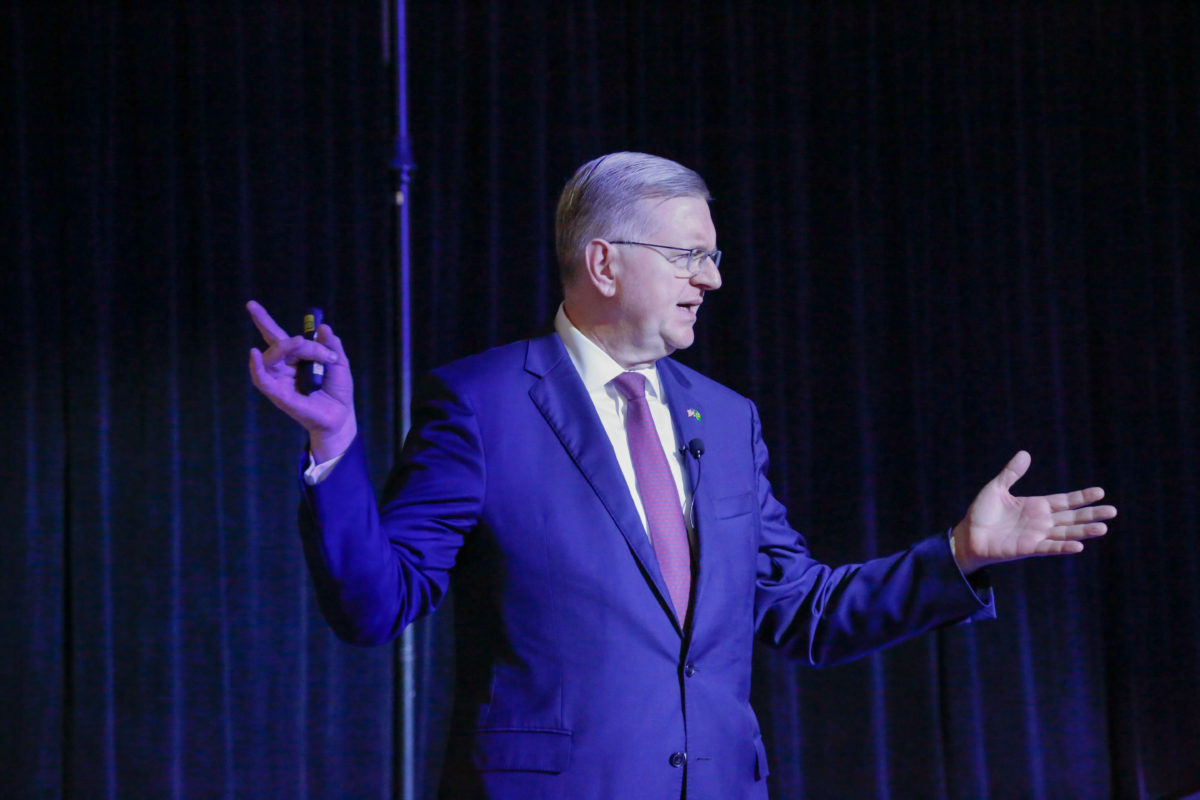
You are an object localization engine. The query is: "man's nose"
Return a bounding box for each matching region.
[691,256,722,290]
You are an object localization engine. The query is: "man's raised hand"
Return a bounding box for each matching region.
[951,450,1117,575]
[246,300,357,462]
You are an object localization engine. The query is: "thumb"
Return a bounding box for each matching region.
[994,450,1032,493]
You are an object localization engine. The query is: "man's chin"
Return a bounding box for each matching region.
[665,331,696,353]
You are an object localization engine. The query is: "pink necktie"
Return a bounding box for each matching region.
[613,372,692,624]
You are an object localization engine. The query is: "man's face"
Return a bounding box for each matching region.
[608,195,721,366]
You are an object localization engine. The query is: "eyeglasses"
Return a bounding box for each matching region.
[608,241,722,276]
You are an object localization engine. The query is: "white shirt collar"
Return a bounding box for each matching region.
[553,304,664,400]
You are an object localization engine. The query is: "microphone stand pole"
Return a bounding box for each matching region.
[387,0,415,797]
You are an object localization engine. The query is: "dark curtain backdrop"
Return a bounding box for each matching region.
[4,1,397,797]
[5,2,1198,799]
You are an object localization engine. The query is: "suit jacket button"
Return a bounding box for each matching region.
[669,752,687,768]
[684,662,696,677]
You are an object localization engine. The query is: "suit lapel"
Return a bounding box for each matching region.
[658,358,711,628]
[524,335,681,634]
[659,360,705,496]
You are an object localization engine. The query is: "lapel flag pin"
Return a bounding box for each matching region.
[687,408,701,421]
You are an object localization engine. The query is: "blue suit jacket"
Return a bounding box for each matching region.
[299,333,993,799]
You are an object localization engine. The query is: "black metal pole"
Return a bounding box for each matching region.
[387,0,415,797]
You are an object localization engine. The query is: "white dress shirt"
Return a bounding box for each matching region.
[554,305,694,536]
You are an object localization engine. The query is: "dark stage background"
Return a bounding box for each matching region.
[5,2,1198,798]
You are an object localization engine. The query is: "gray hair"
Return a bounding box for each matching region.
[554,152,711,285]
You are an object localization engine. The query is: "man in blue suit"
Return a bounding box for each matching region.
[248,152,1115,799]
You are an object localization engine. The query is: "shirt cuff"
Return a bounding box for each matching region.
[302,448,347,485]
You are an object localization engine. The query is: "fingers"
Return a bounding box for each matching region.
[1044,487,1109,514]
[1047,521,1109,541]
[995,450,1032,492]
[1045,495,1115,545]
[249,345,294,389]
[248,347,267,390]
[250,359,309,432]
[260,334,340,370]
[1051,503,1117,525]
[1054,487,1105,509]
[247,302,346,369]
[247,300,290,345]
[1034,540,1086,557]
[248,347,294,411]
[316,324,350,367]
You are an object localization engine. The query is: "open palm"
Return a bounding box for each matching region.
[952,451,1117,574]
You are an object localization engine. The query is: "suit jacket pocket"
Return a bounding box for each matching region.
[470,728,573,773]
[714,490,755,520]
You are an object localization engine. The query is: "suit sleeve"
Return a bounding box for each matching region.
[748,400,995,666]
[298,372,484,645]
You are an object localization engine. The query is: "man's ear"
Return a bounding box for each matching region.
[583,238,618,297]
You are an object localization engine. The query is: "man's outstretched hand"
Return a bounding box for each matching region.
[951,451,1117,575]
[246,300,357,463]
